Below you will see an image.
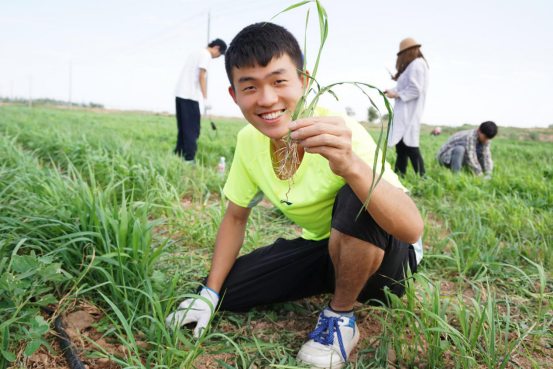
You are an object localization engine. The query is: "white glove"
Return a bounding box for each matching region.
[203,98,212,110]
[165,287,219,337]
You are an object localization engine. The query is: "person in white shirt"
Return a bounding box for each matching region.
[385,38,429,177]
[174,39,227,162]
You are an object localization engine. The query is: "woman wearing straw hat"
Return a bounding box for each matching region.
[385,38,429,177]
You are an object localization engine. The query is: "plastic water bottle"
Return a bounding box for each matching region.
[217,157,226,177]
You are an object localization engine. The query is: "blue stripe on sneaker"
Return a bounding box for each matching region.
[346,317,355,328]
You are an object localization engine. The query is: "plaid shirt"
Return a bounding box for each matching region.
[436,129,493,175]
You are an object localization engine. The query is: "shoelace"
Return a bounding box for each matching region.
[308,314,348,361]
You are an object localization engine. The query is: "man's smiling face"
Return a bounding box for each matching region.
[228,54,304,140]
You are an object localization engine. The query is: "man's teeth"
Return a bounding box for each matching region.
[261,111,283,120]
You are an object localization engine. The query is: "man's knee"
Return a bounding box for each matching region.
[330,230,385,263]
[450,145,466,172]
[335,231,377,248]
[452,145,465,155]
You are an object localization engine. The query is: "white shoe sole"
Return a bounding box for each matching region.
[297,327,360,368]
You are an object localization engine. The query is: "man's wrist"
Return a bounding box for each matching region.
[203,286,220,299]
[205,281,220,294]
[341,154,366,183]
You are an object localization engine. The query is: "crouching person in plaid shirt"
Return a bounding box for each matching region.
[436,121,498,179]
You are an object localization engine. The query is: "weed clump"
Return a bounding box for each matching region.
[272,1,393,207]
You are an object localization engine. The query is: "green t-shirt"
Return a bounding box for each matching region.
[223,108,408,241]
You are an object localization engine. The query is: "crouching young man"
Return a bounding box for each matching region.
[167,23,424,368]
[436,121,498,179]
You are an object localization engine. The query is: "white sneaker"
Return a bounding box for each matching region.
[297,308,359,368]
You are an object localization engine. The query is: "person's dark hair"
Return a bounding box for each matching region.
[224,22,303,88]
[208,39,228,54]
[479,121,498,139]
[393,46,428,81]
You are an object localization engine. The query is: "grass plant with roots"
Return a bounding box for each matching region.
[271,0,394,207]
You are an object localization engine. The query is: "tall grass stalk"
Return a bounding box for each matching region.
[270,1,394,209]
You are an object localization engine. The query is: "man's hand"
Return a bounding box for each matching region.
[289,116,358,178]
[384,90,398,98]
[165,287,219,338]
[204,98,212,110]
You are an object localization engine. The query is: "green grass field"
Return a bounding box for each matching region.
[0,105,551,368]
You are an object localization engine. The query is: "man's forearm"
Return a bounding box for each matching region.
[343,155,423,244]
[206,214,248,293]
[199,75,208,99]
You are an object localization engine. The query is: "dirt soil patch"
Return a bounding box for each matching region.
[26,301,121,369]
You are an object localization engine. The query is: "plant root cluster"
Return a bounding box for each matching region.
[274,137,301,202]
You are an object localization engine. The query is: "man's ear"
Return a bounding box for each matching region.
[228,86,238,104]
[302,70,311,91]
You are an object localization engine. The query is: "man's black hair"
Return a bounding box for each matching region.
[479,121,498,139]
[208,39,228,55]
[224,22,303,88]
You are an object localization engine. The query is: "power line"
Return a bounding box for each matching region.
[77,11,207,66]
[3,0,290,81]
[2,0,296,104]
[2,9,207,81]
[212,0,269,13]
[212,0,293,18]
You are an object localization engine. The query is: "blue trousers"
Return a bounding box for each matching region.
[440,145,484,173]
[449,145,465,172]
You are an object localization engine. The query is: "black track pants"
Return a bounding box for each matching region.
[202,185,418,312]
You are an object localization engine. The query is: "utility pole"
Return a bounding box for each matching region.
[204,10,210,118]
[207,10,210,44]
[69,61,73,110]
[29,75,32,108]
[10,80,13,101]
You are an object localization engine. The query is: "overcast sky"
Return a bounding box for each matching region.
[1,0,552,128]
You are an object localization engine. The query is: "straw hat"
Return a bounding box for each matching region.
[398,38,421,55]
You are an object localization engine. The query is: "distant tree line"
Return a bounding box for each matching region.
[0,97,104,109]
[343,106,390,124]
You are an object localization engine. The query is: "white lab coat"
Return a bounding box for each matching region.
[387,58,429,147]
